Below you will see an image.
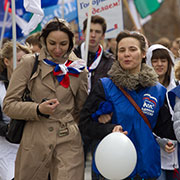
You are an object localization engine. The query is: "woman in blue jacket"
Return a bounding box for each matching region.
[79,31,176,180]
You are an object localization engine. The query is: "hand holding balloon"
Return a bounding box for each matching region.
[95,132,137,180]
[113,125,128,135]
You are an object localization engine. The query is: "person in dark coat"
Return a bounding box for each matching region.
[74,15,115,92]
[74,15,115,180]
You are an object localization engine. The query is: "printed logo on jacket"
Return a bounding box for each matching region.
[141,93,157,116]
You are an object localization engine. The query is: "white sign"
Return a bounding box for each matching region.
[77,0,124,39]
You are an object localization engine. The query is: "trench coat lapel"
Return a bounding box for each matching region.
[36,50,56,92]
[40,62,56,92]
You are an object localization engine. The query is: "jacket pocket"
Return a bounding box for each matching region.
[22,121,35,150]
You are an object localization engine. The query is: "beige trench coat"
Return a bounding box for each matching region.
[3,50,88,180]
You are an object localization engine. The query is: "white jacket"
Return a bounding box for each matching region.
[146,44,178,170]
[0,80,19,180]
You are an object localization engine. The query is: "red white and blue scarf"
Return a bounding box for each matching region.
[43,59,85,88]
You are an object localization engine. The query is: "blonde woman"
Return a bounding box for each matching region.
[0,41,31,180]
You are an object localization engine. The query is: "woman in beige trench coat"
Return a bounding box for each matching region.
[3,17,88,180]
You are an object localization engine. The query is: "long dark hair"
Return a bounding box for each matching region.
[151,49,173,87]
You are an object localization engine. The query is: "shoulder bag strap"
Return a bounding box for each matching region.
[22,54,39,101]
[31,53,39,77]
[119,86,152,130]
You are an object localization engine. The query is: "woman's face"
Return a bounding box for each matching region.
[46,30,70,61]
[117,37,145,74]
[151,58,168,78]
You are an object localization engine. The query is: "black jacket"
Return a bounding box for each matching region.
[74,44,115,91]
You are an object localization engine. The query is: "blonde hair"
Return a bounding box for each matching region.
[0,41,31,73]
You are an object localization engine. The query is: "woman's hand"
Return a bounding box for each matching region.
[38,98,59,115]
[164,141,175,153]
[98,113,112,124]
[112,125,128,135]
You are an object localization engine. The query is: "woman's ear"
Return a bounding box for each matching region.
[142,52,146,59]
[3,58,10,67]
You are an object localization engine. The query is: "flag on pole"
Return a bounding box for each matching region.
[128,0,151,30]
[1,0,56,39]
[134,0,164,18]
[22,0,44,35]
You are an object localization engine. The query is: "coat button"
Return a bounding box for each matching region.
[48,127,54,132]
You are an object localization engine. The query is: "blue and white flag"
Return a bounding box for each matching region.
[0,0,77,39]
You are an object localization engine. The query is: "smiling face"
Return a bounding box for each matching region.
[117,37,146,74]
[150,48,173,86]
[151,58,168,78]
[46,30,70,62]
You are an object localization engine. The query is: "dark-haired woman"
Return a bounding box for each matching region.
[3,18,88,180]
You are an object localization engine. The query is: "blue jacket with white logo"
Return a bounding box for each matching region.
[79,59,177,179]
[95,77,166,178]
[79,76,171,179]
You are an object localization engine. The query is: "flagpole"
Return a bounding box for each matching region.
[119,0,124,31]
[61,0,64,19]
[0,2,9,49]
[84,0,92,66]
[123,0,138,30]
[11,0,17,69]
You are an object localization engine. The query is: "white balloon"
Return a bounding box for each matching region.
[95,132,137,180]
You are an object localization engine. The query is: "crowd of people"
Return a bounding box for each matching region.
[0,15,180,180]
